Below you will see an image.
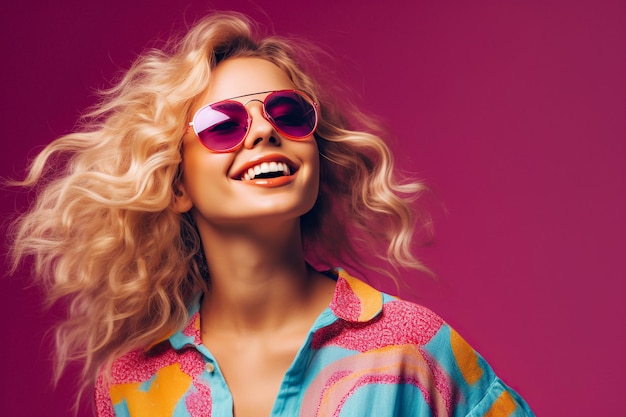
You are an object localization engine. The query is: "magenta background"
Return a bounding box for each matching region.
[1,0,624,416]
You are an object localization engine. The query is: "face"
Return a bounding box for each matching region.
[176,57,320,229]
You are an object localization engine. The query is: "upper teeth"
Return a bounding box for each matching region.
[243,161,291,180]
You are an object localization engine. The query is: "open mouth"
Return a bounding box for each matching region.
[239,161,293,181]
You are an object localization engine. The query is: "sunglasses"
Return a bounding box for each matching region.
[188,89,319,153]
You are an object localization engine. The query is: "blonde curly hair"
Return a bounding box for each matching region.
[10,12,430,398]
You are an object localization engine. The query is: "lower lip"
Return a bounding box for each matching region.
[243,175,295,187]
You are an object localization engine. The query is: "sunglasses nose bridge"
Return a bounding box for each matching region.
[241,98,270,125]
[241,99,279,149]
[243,97,264,107]
[241,98,268,122]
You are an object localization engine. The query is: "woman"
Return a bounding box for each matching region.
[11,13,534,417]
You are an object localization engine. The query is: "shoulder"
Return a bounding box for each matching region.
[323,268,447,349]
[325,270,496,387]
[317,269,536,416]
[381,296,447,344]
[315,294,451,353]
[375,296,536,416]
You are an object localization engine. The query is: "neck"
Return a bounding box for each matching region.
[195,216,320,334]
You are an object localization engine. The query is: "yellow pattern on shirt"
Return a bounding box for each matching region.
[110,363,192,416]
[450,329,483,385]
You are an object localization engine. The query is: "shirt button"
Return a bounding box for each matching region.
[206,362,215,373]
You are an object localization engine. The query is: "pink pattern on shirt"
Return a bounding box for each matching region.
[332,374,436,417]
[301,344,451,417]
[312,300,444,351]
[95,372,116,417]
[314,370,351,416]
[186,380,213,417]
[183,312,203,345]
[329,277,362,321]
[108,345,205,384]
[420,347,458,412]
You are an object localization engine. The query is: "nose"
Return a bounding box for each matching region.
[242,99,281,149]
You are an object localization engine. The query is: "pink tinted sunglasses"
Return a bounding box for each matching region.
[188,89,319,152]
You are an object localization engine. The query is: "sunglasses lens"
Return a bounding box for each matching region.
[265,91,317,138]
[194,101,248,151]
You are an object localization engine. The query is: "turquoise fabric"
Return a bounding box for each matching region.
[96,268,535,417]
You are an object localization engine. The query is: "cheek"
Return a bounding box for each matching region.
[304,149,321,208]
[178,142,235,206]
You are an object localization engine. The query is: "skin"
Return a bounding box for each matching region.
[176,57,337,417]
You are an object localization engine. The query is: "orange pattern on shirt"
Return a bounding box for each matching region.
[110,363,192,416]
[484,390,517,417]
[450,329,483,385]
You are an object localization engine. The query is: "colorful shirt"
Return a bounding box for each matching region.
[95,268,534,417]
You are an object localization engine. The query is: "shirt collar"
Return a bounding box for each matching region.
[155,268,384,352]
[329,268,383,323]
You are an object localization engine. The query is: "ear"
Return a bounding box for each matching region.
[173,182,193,213]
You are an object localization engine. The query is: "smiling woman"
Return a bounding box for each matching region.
[10,12,534,417]
[176,58,321,225]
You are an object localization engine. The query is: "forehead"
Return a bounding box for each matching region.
[201,57,296,104]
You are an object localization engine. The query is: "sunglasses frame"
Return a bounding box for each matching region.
[188,89,319,153]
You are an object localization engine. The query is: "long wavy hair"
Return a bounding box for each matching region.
[10,12,430,398]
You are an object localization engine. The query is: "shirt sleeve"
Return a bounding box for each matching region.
[422,321,535,417]
[465,377,535,417]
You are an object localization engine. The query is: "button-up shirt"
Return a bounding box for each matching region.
[95,268,534,416]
